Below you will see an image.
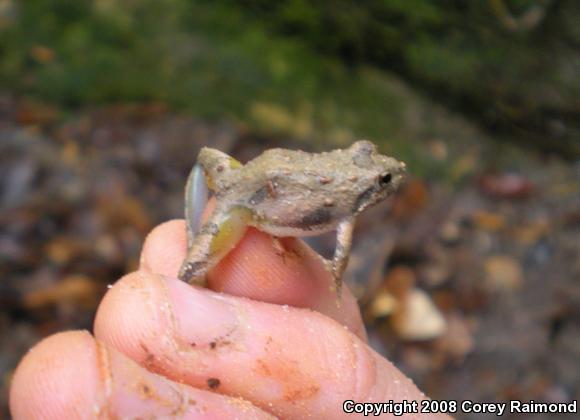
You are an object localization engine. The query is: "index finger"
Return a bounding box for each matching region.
[140,218,367,340]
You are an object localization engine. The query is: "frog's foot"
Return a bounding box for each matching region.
[333,271,344,300]
[178,205,252,287]
[178,261,208,287]
[321,258,344,300]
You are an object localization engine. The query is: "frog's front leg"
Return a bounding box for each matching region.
[178,205,252,286]
[328,217,355,297]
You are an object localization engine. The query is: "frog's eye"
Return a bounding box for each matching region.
[378,173,392,186]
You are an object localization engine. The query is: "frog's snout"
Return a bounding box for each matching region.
[398,160,407,174]
[392,160,407,186]
[390,159,406,177]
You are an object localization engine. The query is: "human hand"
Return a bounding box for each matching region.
[10,219,447,418]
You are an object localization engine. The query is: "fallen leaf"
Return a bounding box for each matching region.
[382,265,416,300]
[45,237,87,264]
[368,291,398,319]
[511,219,550,245]
[16,99,59,126]
[472,210,506,231]
[30,45,55,63]
[439,221,461,245]
[390,179,429,219]
[97,192,152,234]
[484,255,524,291]
[434,313,474,362]
[478,173,534,199]
[23,275,101,309]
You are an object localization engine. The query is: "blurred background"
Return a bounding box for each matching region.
[0,0,579,418]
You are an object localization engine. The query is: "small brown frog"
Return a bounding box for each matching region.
[178,140,406,296]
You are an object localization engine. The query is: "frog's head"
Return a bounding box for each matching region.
[349,140,407,214]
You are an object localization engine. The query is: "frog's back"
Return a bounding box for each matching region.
[227,147,360,233]
[246,147,348,173]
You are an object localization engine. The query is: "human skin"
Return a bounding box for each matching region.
[10,217,449,419]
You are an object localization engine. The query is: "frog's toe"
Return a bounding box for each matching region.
[319,257,343,298]
[178,260,208,287]
[332,273,343,299]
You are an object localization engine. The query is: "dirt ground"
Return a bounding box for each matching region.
[1,97,578,418]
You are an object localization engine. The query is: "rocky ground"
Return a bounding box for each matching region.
[1,96,578,418]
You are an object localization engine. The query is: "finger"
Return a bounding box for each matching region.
[9,331,273,419]
[140,219,366,340]
[140,219,189,278]
[139,200,217,278]
[95,272,446,419]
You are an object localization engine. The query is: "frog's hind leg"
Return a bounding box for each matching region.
[184,164,209,248]
[178,206,252,286]
[328,217,355,299]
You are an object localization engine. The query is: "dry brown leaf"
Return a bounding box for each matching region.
[478,173,534,199]
[368,291,398,319]
[382,265,416,300]
[434,313,474,362]
[30,45,55,63]
[390,179,429,219]
[511,219,550,245]
[23,275,101,309]
[484,255,524,291]
[16,99,59,126]
[472,210,506,231]
[45,237,87,264]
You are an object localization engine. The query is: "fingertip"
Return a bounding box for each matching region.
[140,219,186,277]
[94,271,168,363]
[139,200,216,276]
[10,331,100,419]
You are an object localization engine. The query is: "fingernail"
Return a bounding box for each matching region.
[164,277,238,347]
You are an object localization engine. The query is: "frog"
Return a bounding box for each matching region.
[178,140,406,297]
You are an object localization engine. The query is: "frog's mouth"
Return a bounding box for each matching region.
[353,184,381,213]
[353,171,405,213]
